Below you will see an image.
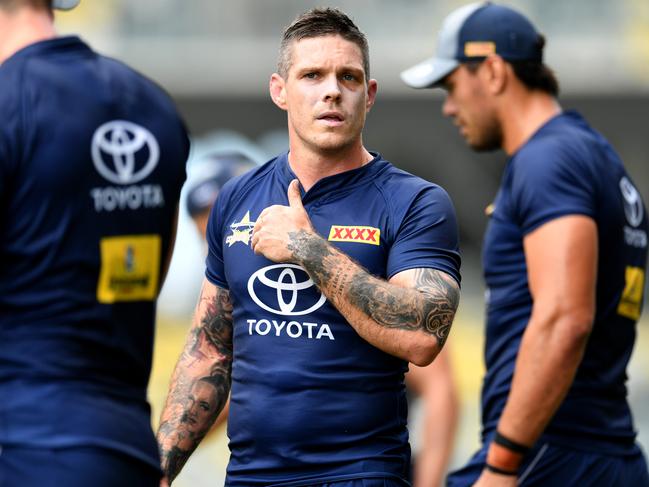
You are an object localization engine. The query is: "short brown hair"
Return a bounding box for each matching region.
[277,7,370,80]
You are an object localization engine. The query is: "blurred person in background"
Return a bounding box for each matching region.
[185,150,460,487]
[402,2,649,486]
[158,7,461,487]
[0,0,189,485]
[186,150,259,241]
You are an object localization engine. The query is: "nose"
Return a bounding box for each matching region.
[442,95,456,118]
[322,74,342,102]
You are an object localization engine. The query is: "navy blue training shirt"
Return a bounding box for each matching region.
[482,111,648,454]
[0,37,189,467]
[206,153,461,486]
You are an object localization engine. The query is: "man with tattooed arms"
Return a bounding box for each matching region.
[158,8,461,487]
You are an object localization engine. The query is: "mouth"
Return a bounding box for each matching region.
[317,111,345,126]
[454,120,467,137]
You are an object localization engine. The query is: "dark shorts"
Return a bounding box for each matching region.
[447,441,649,487]
[0,445,161,487]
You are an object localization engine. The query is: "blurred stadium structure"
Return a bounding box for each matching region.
[57,0,649,96]
[56,2,649,485]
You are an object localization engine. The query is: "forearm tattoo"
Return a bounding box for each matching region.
[287,230,459,347]
[158,286,233,482]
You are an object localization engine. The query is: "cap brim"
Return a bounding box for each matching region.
[400,57,459,89]
[52,0,80,11]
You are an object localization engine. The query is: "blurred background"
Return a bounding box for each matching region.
[57,1,649,485]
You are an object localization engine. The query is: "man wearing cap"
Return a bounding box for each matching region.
[0,0,189,485]
[402,2,648,486]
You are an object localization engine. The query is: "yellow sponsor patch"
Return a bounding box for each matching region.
[97,234,161,303]
[464,41,496,57]
[328,225,380,246]
[617,266,645,320]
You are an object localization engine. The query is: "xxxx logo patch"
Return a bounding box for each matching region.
[328,225,380,246]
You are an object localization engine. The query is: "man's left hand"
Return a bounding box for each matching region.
[472,469,518,487]
[252,179,314,262]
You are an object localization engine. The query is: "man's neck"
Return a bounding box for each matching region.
[500,90,562,156]
[0,7,57,64]
[287,142,374,192]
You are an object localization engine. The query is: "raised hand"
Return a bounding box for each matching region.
[251,179,315,263]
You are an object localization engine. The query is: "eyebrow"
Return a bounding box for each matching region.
[294,65,365,77]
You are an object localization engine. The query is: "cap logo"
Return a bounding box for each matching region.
[464,41,496,57]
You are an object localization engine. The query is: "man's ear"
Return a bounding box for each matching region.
[482,54,508,95]
[366,79,378,112]
[269,73,287,110]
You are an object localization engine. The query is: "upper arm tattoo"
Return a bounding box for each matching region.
[194,284,233,358]
[348,268,459,347]
[158,284,233,481]
[412,268,460,345]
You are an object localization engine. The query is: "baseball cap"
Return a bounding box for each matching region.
[186,151,257,218]
[52,0,80,10]
[401,2,543,88]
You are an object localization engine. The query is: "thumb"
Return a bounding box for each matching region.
[287,179,304,208]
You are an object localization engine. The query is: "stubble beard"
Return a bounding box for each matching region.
[468,119,503,152]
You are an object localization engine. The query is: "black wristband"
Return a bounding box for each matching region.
[494,431,531,455]
[485,462,518,476]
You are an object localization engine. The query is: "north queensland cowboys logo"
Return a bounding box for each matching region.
[620,177,643,227]
[92,120,160,185]
[247,264,326,315]
[226,211,256,247]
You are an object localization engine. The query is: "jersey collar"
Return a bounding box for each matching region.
[275,151,388,204]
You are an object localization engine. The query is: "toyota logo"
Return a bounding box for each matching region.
[247,264,326,316]
[620,177,643,227]
[91,120,160,185]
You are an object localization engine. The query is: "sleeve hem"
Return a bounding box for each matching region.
[522,208,596,236]
[205,271,229,290]
[387,263,461,287]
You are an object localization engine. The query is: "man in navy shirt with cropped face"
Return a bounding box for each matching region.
[0,1,189,485]
[402,2,649,486]
[157,7,461,487]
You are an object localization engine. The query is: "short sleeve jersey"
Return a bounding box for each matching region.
[0,37,189,468]
[482,111,648,454]
[206,153,460,486]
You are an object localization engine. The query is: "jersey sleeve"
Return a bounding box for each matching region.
[204,183,231,289]
[386,185,461,285]
[511,138,597,235]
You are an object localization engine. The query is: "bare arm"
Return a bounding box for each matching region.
[407,347,459,487]
[252,180,459,366]
[289,231,458,365]
[478,215,597,484]
[157,278,233,483]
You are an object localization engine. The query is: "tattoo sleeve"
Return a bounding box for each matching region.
[157,282,233,482]
[288,230,459,354]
